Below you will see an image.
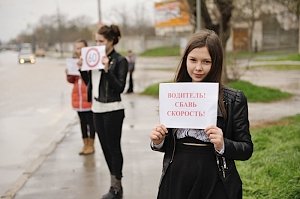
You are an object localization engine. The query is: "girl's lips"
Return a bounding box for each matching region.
[194,73,204,78]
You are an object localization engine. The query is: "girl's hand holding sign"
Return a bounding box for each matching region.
[77,58,83,69]
[150,124,168,145]
[101,55,109,73]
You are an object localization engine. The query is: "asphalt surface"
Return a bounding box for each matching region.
[10,94,164,199]
[2,56,300,199]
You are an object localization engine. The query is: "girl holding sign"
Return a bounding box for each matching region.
[66,39,96,155]
[79,25,128,199]
[150,29,253,199]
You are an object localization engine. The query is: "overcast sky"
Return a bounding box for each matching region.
[0,0,156,42]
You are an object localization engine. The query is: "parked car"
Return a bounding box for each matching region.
[18,48,36,64]
[35,48,46,57]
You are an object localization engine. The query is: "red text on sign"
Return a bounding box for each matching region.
[175,101,197,107]
[167,111,205,117]
[168,92,206,99]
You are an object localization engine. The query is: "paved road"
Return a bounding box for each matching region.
[2,55,300,199]
[0,51,75,197]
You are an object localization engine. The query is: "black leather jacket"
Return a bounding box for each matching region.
[153,87,253,199]
[81,50,128,103]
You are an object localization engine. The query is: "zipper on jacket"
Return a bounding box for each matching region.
[216,155,228,178]
[105,79,109,102]
[169,130,176,163]
[104,59,113,102]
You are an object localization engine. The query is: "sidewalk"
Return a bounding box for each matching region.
[12,94,163,199]
[5,57,300,199]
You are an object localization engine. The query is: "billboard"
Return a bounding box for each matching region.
[154,0,191,28]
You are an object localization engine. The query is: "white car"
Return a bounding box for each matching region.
[18,49,36,64]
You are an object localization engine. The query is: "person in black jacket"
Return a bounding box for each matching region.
[79,24,128,199]
[125,50,136,93]
[149,29,253,199]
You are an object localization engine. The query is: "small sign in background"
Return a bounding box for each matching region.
[66,58,80,76]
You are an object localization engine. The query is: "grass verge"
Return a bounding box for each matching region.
[274,53,300,61]
[227,80,292,102]
[141,82,161,97]
[141,80,292,102]
[250,64,300,70]
[140,46,180,57]
[226,51,300,61]
[237,114,300,199]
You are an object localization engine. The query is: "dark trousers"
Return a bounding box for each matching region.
[127,71,134,93]
[77,111,96,139]
[93,110,125,179]
[158,142,229,199]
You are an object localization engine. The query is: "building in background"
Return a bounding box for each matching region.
[229,1,299,52]
[154,0,193,36]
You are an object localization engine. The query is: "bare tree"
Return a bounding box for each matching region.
[33,15,58,47]
[107,2,154,36]
[232,0,261,51]
[12,12,95,54]
[187,0,234,82]
[109,5,131,34]
[68,16,95,41]
[132,2,154,35]
[233,0,299,52]
[276,0,300,54]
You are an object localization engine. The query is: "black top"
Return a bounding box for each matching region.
[81,49,128,103]
[152,87,253,199]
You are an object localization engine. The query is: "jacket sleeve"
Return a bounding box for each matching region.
[224,91,253,160]
[104,57,128,93]
[79,70,89,85]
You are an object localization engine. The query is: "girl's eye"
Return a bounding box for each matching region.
[202,60,212,65]
[189,58,197,62]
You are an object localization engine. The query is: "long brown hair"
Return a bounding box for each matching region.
[174,29,227,118]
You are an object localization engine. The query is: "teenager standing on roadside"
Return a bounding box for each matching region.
[150,29,253,199]
[66,39,95,155]
[79,25,128,199]
[125,50,136,93]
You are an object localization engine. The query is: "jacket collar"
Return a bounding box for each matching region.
[107,49,117,60]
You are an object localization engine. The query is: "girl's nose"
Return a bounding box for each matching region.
[195,62,203,71]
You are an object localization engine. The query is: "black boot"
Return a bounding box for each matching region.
[101,186,123,199]
[101,175,123,199]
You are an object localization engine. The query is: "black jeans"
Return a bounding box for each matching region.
[93,109,125,179]
[77,111,96,139]
[127,71,134,93]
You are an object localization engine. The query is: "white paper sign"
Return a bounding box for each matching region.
[66,58,80,76]
[81,46,106,71]
[159,82,219,129]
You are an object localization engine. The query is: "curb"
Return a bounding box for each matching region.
[1,118,78,199]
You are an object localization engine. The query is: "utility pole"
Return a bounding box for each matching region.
[298,1,300,54]
[196,0,201,32]
[56,5,64,58]
[97,0,102,23]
